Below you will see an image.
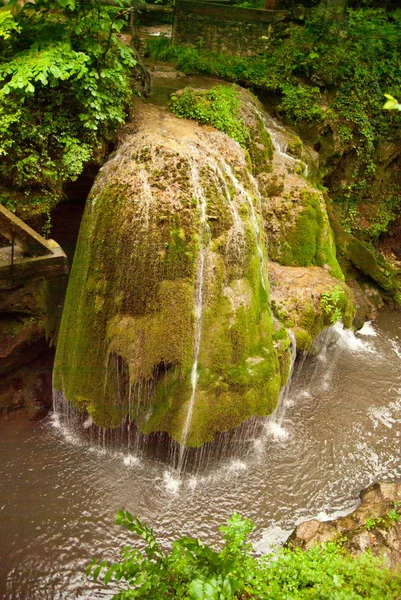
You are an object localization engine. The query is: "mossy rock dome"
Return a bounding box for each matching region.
[53,102,291,447]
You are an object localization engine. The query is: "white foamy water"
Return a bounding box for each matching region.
[391,339,401,359]
[333,321,375,353]
[83,416,93,429]
[123,454,141,467]
[227,460,248,473]
[357,321,377,337]
[163,470,182,494]
[264,421,289,441]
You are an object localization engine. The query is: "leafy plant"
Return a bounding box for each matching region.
[169,86,249,147]
[87,511,256,599]
[0,0,136,207]
[365,515,384,530]
[320,286,347,324]
[384,94,401,111]
[88,511,401,599]
[386,508,400,524]
[364,501,400,530]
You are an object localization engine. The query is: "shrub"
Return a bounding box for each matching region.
[87,511,401,599]
[169,86,249,146]
[0,0,136,204]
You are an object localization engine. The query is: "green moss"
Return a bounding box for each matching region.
[54,133,286,446]
[329,205,401,304]
[169,85,249,147]
[286,135,305,160]
[293,327,313,351]
[271,188,344,281]
[245,113,274,177]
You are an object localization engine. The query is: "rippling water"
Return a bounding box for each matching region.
[1,311,401,599]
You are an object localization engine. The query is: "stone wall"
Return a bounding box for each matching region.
[172,1,287,57]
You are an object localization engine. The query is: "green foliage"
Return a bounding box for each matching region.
[365,502,401,530]
[88,512,401,599]
[0,0,135,202]
[147,6,401,243]
[320,286,347,324]
[365,515,385,530]
[87,511,256,599]
[280,84,325,124]
[169,86,249,147]
[386,508,401,524]
[384,94,401,111]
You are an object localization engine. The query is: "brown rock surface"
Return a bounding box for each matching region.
[288,482,401,569]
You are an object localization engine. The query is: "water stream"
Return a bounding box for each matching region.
[177,160,209,471]
[1,310,401,598]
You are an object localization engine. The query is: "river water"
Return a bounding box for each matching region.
[1,310,401,598]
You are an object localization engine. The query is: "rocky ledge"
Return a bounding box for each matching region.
[288,482,401,569]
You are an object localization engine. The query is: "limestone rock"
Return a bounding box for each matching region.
[54,101,290,447]
[288,481,401,569]
[268,261,355,350]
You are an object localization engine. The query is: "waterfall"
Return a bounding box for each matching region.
[262,330,297,441]
[52,99,315,472]
[214,157,267,291]
[177,159,210,470]
[250,104,309,177]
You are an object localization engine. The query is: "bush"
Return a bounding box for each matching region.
[87,511,401,599]
[169,86,249,146]
[0,0,136,204]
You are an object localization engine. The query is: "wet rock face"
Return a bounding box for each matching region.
[54,101,292,447]
[0,351,54,420]
[53,88,358,446]
[0,266,67,417]
[288,482,401,569]
[268,261,355,351]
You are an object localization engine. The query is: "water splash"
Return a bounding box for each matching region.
[390,339,401,359]
[357,321,377,337]
[123,454,141,467]
[264,421,289,441]
[163,470,181,494]
[333,322,374,353]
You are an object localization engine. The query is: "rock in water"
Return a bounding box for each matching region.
[287,481,401,569]
[53,102,292,447]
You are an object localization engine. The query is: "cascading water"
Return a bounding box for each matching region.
[51,92,351,476]
[251,105,309,177]
[53,100,292,470]
[176,159,210,471]
[219,160,268,290]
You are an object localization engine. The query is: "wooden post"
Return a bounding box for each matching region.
[10,230,15,281]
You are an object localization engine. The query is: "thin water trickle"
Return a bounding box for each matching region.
[176,159,210,471]
[250,103,309,177]
[218,159,267,290]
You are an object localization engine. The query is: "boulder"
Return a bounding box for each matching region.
[288,482,401,569]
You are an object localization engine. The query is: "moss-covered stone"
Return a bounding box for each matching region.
[328,202,401,305]
[54,102,286,447]
[267,187,344,280]
[269,261,356,351]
